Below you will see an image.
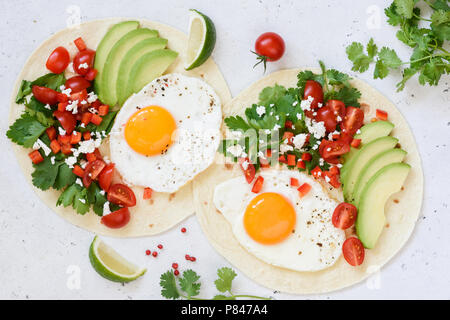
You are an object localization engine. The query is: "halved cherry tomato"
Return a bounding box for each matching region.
[143,187,153,200]
[70,89,87,102]
[332,202,357,229]
[251,176,264,193]
[239,158,255,184]
[351,138,361,148]
[107,184,137,207]
[342,106,364,136]
[73,49,96,76]
[315,105,337,132]
[32,86,59,105]
[98,164,115,192]
[72,165,85,178]
[254,32,285,62]
[82,159,106,188]
[50,139,61,154]
[298,183,311,197]
[85,68,98,81]
[46,46,70,74]
[290,177,299,187]
[326,100,346,119]
[46,127,57,140]
[29,150,44,164]
[376,109,388,121]
[342,237,365,266]
[320,139,350,160]
[53,110,76,134]
[303,80,323,110]
[58,102,68,112]
[64,76,91,93]
[74,37,87,51]
[101,207,130,229]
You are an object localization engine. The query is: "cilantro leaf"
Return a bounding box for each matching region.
[178,270,201,299]
[394,0,415,19]
[367,38,378,58]
[396,67,419,91]
[214,267,237,293]
[224,115,251,131]
[56,184,90,215]
[326,86,361,107]
[346,42,373,73]
[326,69,351,86]
[57,184,79,207]
[374,60,390,79]
[53,163,77,190]
[7,113,47,148]
[32,156,62,191]
[160,271,180,299]
[87,182,110,216]
[378,47,403,68]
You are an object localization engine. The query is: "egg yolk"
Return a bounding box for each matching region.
[124,106,177,156]
[243,192,296,245]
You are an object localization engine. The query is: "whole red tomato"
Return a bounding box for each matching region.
[253,32,285,71]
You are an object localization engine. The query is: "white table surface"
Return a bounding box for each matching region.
[1,0,449,300]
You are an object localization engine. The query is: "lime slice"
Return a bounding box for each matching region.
[89,236,146,283]
[185,9,216,70]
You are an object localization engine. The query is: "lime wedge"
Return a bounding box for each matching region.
[89,236,146,283]
[185,9,216,70]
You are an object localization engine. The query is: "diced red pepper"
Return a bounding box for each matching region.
[285,120,293,129]
[72,165,85,177]
[91,100,101,109]
[86,152,97,162]
[283,131,294,144]
[278,155,287,164]
[297,160,306,169]
[329,166,340,175]
[376,109,388,121]
[298,183,311,197]
[287,154,296,166]
[61,143,72,155]
[351,138,361,148]
[311,166,322,179]
[58,102,68,112]
[85,68,98,81]
[74,37,87,51]
[58,134,71,145]
[251,176,264,193]
[57,93,68,103]
[29,150,44,164]
[46,127,57,140]
[290,177,299,187]
[91,114,103,126]
[98,105,109,116]
[143,187,153,200]
[81,112,93,125]
[50,140,61,154]
[70,131,82,144]
[332,133,341,140]
[83,131,91,140]
[301,153,312,161]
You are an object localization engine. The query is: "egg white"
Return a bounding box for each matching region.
[110,73,222,192]
[214,168,345,272]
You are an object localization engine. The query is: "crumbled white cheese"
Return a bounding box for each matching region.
[292,134,308,150]
[58,127,66,136]
[50,156,55,165]
[356,129,361,134]
[78,62,89,69]
[79,198,86,204]
[257,151,266,159]
[61,87,72,97]
[75,178,83,186]
[319,158,325,166]
[80,100,88,105]
[325,175,331,183]
[32,139,51,156]
[88,107,98,114]
[99,190,105,196]
[44,104,51,110]
[87,92,98,103]
[337,164,343,168]
[256,106,266,117]
[226,144,243,157]
[230,131,242,139]
[337,116,342,122]
[300,96,314,111]
[80,160,88,169]
[280,140,294,153]
[296,113,302,120]
[306,118,326,139]
[65,156,77,168]
[103,201,111,216]
[264,129,271,134]
[273,124,281,131]
[241,160,249,170]
[292,101,298,106]
[66,100,79,114]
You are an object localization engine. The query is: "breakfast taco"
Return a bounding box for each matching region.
[7,17,231,237]
[193,66,423,294]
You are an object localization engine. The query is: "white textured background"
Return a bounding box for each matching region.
[1,0,449,300]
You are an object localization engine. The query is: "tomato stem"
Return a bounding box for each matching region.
[251,50,268,73]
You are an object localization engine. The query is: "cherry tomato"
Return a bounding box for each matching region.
[101,207,130,229]
[53,110,76,134]
[315,105,337,132]
[32,85,60,105]
[342,106,364,136]
[73,49,95,76]
[46,47,70,74]
[324,170,341,188]
[82,160,106,188]
[326,100,346,119]
[251,176,264,193]
[64,76,91,93]
[332,203,357,229]
[342,237,365,266]
[239,158,256,184]
[98,163,115,192]
[107,184,137,207]
[303,80,324,110]
[318,140,339,164]
[255,32,285,62]
[320,139,350,160]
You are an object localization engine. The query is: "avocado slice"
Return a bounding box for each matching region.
[356,162,411,248]
[94,21,139,101]
[125,49,178,98]
[352,148,407,206]
[342,136,398,201]
[100,28,159,106]
[341,121,395,180]
[116,38,168,106]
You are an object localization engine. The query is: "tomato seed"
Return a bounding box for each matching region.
[172,263,178,269]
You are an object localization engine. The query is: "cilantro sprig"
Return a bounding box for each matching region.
[160,267,271,300]
[346,0,450,91]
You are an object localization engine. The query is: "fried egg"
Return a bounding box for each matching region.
[214,168,345,272]
[110,73,221,192]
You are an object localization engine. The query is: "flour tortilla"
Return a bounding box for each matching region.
[193,68,423,294]
[8,18,231,237]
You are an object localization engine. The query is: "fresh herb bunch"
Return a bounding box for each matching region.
[7,73,118,215]
[160,267,271,300]
[346,0,450,91]
[220,61,361,173]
